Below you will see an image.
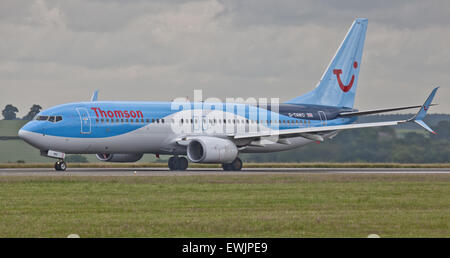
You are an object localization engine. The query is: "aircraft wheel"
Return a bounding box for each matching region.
[178,157,188,171]
[55,160,67,171]
[168,157,179,171]
[230,157,242,171]
[222,163,232,171]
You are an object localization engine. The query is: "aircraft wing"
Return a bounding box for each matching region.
[234,121,402,140]
[234,87,439,140]
[338,104,437,117]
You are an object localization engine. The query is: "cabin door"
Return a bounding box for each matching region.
[76,107,92,134]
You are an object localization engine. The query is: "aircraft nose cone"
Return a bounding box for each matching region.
[18,129,24,138]
[18,125,48,150]
[18,129,31,142]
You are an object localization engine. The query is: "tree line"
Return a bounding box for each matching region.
[242,120,450,163]
[2,104,41,120]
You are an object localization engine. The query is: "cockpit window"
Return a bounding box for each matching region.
[35,115,63,122]
[36,116,49,121]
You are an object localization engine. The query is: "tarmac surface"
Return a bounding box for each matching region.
[0,167,449,176]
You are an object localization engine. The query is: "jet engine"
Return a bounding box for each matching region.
[95,153,143,162]
[187,137,238,163]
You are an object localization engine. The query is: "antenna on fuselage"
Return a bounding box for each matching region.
[91,90,99,102]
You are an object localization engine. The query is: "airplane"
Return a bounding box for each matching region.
[18,18,439,171]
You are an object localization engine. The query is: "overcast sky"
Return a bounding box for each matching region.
[1,0,449,116]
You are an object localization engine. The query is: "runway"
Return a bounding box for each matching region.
[0,167,449,176]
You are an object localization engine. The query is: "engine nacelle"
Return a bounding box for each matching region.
[95,153,143,162]
[187,137,238,163]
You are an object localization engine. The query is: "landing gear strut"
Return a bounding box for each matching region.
[222,157,242,171]
[54,160,67,171]
[168,156,189,171]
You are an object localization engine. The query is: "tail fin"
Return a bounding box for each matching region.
[286,18,368,108]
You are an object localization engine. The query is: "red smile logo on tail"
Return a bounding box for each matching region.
[333,61,358,92]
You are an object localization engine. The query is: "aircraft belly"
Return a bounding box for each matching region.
[34,124,172,154]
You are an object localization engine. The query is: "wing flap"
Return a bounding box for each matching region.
[234,121,401,139]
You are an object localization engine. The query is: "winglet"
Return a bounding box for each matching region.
[407,87,439,134]
[91,90,99,102]
[414,120,437,134]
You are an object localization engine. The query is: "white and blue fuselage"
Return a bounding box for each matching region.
[19,101,355,155]
[17,18,438,171]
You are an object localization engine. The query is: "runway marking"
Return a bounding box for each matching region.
[0,167,449,176]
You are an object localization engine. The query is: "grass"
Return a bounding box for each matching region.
[0,120,26,137]
[0,174,448,237]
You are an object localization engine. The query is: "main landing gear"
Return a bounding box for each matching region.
[167,156,242,171]
[222,157,243,171]
[54,160,67,171]
[168,156,189,171]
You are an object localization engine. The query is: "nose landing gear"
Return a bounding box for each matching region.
[54,160,67,171]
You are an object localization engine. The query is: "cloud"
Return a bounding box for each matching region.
[0,0,448,116]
